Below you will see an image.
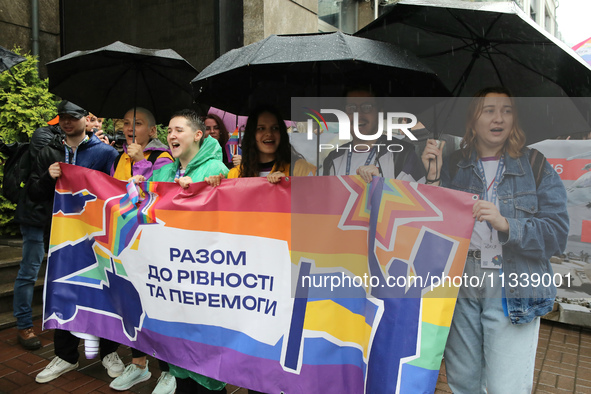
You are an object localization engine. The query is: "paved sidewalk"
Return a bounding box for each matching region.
[435,319,591,393]
[0,318,589,393]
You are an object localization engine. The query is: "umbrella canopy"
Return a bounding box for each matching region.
[356,0,591,98]
[192,31,450,117]
[46,41,198,124]
[573,37,591,67]
[0,46,26,74]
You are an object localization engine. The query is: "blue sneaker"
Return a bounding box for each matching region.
[152,371,176,394]
[109,360,151,391]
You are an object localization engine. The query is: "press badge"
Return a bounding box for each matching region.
[481,241,502,269]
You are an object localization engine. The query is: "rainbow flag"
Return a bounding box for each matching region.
[225,128,242,161]
[573,37,591,66]
[45,164,475,393]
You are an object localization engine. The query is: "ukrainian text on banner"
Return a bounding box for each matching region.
[44,164,475,393]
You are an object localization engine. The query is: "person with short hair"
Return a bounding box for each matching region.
[108,107,174,393]
[110,107,173,180]
[30,101,124,384]
[132,109,228,393]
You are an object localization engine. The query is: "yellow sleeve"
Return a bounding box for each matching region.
[157,151,174,162]
[227,167,241,179]
[293,159,317,176]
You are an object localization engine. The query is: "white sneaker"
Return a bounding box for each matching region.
[102,351,125,378]
[110,360,152,391]
[35,356,79,383]
[152,371,176,394]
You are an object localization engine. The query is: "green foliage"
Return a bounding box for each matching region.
[102,118,115,134]
[157,124,168,145]
[0,48,58,235]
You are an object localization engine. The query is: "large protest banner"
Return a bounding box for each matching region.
[44,164,475,393]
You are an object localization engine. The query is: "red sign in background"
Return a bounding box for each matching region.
[546,158,591,181]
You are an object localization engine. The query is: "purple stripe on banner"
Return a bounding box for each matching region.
[44,310,365,393]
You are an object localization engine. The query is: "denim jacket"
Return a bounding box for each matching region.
[442,148,569,324]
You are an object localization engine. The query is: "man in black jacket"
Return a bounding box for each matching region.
[26,101,125,384]
[12,119,64,350]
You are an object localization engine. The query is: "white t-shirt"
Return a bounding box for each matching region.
[469,158,504,254]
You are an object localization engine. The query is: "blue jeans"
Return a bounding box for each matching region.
[444,256,540,394]
[13,224,45,329]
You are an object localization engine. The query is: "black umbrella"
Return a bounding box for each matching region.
[0,46,26,84]
[191,31,450,117]
[356,0,591,98]
[355,0,591,142]
[0,46,26,73]
[46,41,198,125]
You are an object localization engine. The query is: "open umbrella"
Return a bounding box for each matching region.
[356,0,591,98]
[0,46,26,74]
[0,46,26,84]
[192,31,450,118]
[355,0,591,142]
[46,41,198,125]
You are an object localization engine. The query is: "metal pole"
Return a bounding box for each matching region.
[374,0,379,20]
[31,0,39,69]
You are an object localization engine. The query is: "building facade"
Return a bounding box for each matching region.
[511,0,558,36]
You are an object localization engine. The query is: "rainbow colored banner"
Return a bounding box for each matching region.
[44,164,475,393]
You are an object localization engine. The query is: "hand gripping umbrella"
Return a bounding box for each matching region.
[47,41,198,139]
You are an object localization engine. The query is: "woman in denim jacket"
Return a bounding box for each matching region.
[422,87,569,393]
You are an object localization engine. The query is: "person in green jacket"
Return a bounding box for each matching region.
[133,109,228,393]
[135,109,228,187]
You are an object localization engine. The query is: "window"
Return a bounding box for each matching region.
[318,0,358,34]
[544,5,553,33]
[530,0,538,21]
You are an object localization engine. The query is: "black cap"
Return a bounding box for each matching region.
[57,100,88,119]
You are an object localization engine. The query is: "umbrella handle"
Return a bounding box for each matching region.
[132,107,137,143]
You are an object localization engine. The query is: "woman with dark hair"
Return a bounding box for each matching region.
[422,87,569,393]
[227,106,315,182]
[226,105,314,394]
[204,113,235,168]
